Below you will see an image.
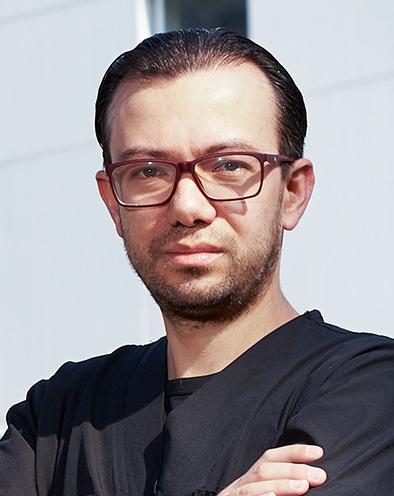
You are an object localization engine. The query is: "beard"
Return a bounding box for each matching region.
[121,213,282,325]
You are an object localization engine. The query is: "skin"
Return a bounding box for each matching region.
[96,62,318,493]
[218,444,327,496]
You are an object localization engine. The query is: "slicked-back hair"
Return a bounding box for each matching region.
[95,27,307,176]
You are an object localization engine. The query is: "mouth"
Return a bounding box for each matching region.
[163,243,224,266]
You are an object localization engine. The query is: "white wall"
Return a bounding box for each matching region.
[248,0,394,336]
[0,0,164,434]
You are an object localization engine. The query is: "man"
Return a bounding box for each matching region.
[1,28,394,496]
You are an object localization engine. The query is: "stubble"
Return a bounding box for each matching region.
[120,213,283,325]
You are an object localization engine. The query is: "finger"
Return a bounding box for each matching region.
[245,461,326,487]
[261,445,324,463]
[225,479,309,495]
[222,445,325,493]
[219,492,276,496]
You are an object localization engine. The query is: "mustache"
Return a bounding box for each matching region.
[148,224,230,254]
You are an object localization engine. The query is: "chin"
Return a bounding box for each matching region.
[158,264,219,282]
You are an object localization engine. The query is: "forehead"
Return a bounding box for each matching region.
[108,63,279,160]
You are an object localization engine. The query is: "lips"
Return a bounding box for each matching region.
[165,243,223,254]
[163,243,224,266]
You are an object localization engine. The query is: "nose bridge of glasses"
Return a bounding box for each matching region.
[174,160,201,188]
[177,161,195,174]
[171,160,209,201]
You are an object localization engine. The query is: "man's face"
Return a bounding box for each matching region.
[101,63,290,323]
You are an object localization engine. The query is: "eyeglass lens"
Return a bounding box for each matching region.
[111,155,262,206]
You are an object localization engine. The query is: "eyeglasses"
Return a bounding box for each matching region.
[104,152,295,208]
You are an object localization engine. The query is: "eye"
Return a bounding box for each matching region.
[213,160,248,173]
[133,165,168,179]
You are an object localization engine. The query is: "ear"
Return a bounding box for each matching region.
[281,158,315,231]
[95,170,123,237]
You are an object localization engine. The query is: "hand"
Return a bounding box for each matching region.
[217,444,327,496]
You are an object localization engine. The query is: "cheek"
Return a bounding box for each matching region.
[216,199,278,239]
[119,208,166,245]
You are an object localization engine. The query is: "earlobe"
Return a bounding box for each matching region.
[95,170,123,237]
[281,159,315,231]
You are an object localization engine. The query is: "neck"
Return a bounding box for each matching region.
[164,279,298,380]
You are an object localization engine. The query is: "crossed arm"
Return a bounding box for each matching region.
[218,444,326,496]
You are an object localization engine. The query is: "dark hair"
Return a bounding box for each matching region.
[95,27,307,175]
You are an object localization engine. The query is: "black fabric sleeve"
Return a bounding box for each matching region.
[278,336,394,495]
[0,379,47,495]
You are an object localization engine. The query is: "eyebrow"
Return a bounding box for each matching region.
[115,140,261,162]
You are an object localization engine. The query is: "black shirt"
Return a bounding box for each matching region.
[1,311,394,496]
[165,374,217,413]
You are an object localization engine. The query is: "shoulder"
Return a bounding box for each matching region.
[293,311,394,400]
[274,310,394,381]
[5,338,166,446]
[301,309,394,356]
[50,339,161,383]
[39,338,164,394]
[279,315,394,494]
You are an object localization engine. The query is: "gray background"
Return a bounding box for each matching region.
[1,0,393,434]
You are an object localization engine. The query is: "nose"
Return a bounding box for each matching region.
[166,174,217,227]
